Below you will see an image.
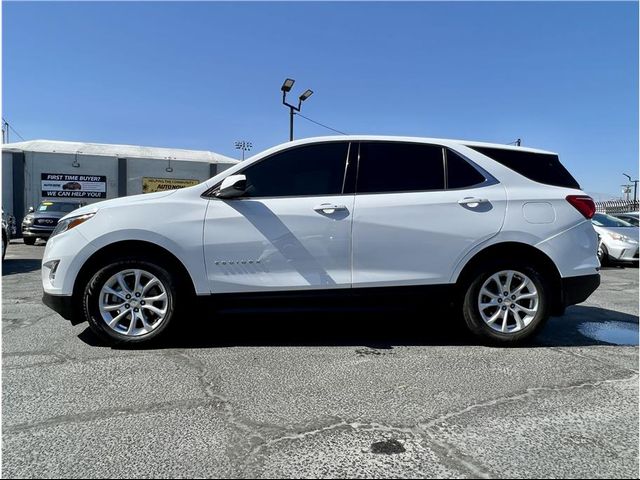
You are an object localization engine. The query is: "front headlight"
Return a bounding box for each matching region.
[23,214,34,224]
[605,231,636,243]
[50,213,95,239]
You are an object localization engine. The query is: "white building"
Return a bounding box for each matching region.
[2,139,238,225]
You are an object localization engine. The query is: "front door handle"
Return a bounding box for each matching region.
[458,197,489,207]
[314,204,348,214]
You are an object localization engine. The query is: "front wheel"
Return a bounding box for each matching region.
[462,266,549,345]
[597,243,609,266]
[83,259,177,344]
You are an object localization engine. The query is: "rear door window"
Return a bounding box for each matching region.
[467,146,580,189]
[357,142,445,193]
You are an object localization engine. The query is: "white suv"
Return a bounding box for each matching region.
[41,136,600,345]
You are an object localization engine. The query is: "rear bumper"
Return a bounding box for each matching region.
[561,273,600,308]
[42,292,81,324]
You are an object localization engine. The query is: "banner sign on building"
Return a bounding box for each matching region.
[142,177,200,193]
[41,173,107,198]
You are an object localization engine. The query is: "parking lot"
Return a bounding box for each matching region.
[2,239,638,478]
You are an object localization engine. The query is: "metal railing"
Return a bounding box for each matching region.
[594,199,639,214]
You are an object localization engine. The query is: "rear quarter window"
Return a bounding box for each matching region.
[467,146,580,189]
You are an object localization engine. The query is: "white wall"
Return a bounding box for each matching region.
[126,157,211,196]
[25,152,119,210]
[2,152,14,215]
[7,150,234,217]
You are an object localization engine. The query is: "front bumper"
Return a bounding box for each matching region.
[560,273,600,308]
[607,243,639,262]
[42,292,82,324]
[22,226,54,238]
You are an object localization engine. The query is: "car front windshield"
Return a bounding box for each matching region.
[37,202,79,213]
[592,213,634,228]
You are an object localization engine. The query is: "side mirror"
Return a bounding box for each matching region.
[216,174,247,199]
[28,206,35,213]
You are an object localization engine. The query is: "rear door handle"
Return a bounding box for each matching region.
[314,204,348,214]
[458,197,489,207]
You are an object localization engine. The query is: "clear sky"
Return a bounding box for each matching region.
[3,1,638,198]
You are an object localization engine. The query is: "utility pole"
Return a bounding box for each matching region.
[623,173,638,204]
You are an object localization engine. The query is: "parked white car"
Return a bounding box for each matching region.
[613,212,640,227]
[41,136,600,345]
[592,213,639,264]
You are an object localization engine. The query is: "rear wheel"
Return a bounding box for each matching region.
[83,259,177,344]
[23,237,36,246]
[462,265,550,345]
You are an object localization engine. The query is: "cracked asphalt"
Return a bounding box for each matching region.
[2,239,639,478]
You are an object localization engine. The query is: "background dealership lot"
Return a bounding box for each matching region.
[2,240,638,478]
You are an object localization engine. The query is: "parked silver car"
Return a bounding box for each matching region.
[613,212,640,227]
[592,213,639,264]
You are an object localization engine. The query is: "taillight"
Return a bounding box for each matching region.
[566,195,596,219]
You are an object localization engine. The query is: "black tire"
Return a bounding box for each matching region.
[597,243,609,266]
[461,263,550,346]
[83,258,178,345]
[23,237,36,246]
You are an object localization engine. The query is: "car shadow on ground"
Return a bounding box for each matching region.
[2,258,42,275]
[601,263,638,269]
[77,304,639,351]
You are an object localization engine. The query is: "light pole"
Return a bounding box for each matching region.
[234,140,252,161]
[623,173,638,204]
[281,78,313,141]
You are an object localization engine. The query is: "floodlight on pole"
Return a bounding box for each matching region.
[281,78,313,141]
[299,89,314,102]
[235,140,253,161]
[281,78,295,93]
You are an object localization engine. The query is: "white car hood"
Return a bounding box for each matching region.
[61,190,178,220]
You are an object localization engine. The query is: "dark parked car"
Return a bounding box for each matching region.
[2,213,9,260]
[22,201,85,245]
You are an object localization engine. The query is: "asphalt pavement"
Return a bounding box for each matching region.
[2,239,638,478]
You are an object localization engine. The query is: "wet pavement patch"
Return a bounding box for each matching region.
[355,347,395,357]
[578,321,639,346]
[370,439,406,454]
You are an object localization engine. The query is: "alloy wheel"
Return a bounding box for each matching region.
[477,270,539,334]
[98,269,169,337]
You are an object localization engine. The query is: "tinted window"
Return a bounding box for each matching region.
[467,146,580,189]
[446,149,486,189]
[357,142,445,193]
[241,142,349,197]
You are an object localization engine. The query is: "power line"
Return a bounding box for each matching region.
[2,118,26,141]
[294,112,348,135]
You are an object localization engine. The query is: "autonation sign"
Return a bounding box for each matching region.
[41,173,107,198]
